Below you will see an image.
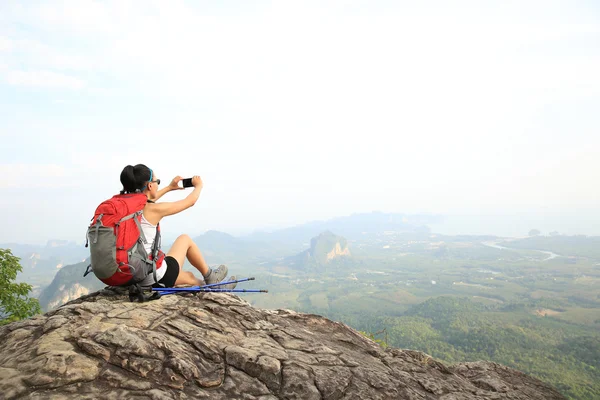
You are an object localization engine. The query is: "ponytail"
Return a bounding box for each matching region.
[120,164,152,194]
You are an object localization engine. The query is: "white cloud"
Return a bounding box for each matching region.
[0,1,599,242]
[4,69,85,89]
[12,0,116,34]
[0,163,70,189]
[0,36,12,51]
[11,38,92,70]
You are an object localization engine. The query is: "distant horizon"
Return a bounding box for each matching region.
[3,209,599,247]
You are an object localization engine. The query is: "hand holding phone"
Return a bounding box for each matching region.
[182,176,203,189]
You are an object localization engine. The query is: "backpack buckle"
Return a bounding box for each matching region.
[83,264,93,277]
[128,284,162,303]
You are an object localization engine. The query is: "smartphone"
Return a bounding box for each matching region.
[182,178,193,188]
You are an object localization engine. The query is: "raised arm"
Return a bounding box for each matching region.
[148,176,203,220]
[150,176,184,202]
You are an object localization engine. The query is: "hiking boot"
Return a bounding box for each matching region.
[204,264,228,285]
[216,276,237,290]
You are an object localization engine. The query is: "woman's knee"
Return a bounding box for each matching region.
[168,235,192,265]
[176,234,191,245]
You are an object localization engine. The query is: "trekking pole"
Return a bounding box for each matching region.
[152,276,268,296]
[154,278,255,291]
[202,276,255,288]
[154,277,256,292]
[155,288,268,294]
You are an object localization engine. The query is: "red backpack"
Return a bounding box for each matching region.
[85,193,165,287]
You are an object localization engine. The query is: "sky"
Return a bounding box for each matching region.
[1,0,599,244]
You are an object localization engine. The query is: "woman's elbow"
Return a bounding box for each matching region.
[187,198,198,208]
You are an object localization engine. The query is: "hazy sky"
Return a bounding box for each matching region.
[1,0,599,244]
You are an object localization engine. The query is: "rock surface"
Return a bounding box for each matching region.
[0,288,565,399]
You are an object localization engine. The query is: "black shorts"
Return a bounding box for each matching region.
[153,256,180,288]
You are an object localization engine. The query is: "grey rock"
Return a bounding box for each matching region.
[0,288,566,399]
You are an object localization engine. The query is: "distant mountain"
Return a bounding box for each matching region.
[190,230,293,265]
[1,240,89,260]
[0,240,90,287]
[243,211,436,248]
[34,231,270,309]
[286,231,351,271]
[307,231,350,264]
[19,212,433,305]
[38,259,105,311]
[37,231,288,310]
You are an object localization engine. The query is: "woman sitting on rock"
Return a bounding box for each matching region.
[119,164,235,289]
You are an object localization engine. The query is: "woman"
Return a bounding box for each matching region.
[119,164,234,288]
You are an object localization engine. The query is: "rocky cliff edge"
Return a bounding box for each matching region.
[0,288,565,400]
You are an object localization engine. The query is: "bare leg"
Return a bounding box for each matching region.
[173,271,202,286]
[166,234,229,286]
[167,234,209,276]
[167,234,208,285]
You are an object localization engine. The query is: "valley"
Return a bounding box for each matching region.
[5,214,600,399]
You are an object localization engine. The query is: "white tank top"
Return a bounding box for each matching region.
[140,213,167,282]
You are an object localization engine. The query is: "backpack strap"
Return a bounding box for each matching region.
[152,261,160,287]
[144,199,161,285]
[126,199,161,287]
[91,214,104,244]
[120,211,147,244]
[150,223,162,284]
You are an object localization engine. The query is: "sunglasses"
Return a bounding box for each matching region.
[147,169,160,186]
